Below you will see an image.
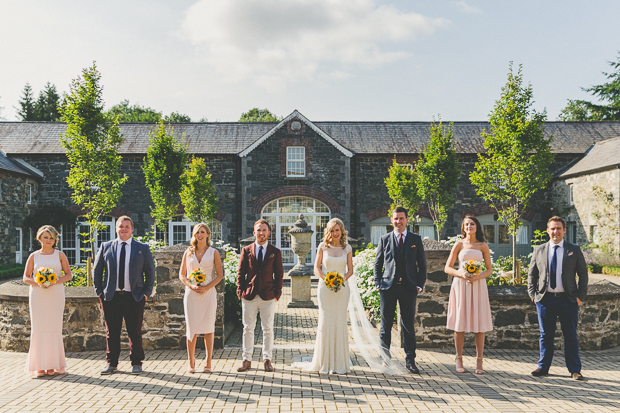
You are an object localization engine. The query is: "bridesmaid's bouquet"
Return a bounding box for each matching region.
[325,272,345,293]
[462,260,482,279]
[34,267,57,287]
[188,268,207,286]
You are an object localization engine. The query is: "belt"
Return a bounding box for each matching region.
[116,290,130,295]
[547,291,565,297]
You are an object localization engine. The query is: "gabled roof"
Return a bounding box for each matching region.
[2,117,620,156]
[559,136,620,178]
[0,151,42,178]
[238,110,353,157]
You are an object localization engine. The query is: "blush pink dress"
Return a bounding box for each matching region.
[24,250,67,373]
[446,249,493,333]
[183,248,217,339]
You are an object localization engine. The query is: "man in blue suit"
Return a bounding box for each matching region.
[374,206,427,373]
[528,216,588,380]
[93,215,155,375]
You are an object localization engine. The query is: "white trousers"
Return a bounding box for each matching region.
[241,296,276,361]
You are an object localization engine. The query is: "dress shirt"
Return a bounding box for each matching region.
[393,229,408,247]
[547,240,564,293]
[116,238,132,292]
[254,240,269,261]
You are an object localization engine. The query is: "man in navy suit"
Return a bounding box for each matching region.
[93,215,155,375]
[528,216,588,380]
[374,206,427,373]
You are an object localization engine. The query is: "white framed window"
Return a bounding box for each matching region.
[60,216,115,265]
[286,146,306,177]
[154,216,222,246]
[27,183,34,205]
[568,184,574,206]
[398,163,414,171]
[15,227,23,264]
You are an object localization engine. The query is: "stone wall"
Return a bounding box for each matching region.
[0,245,227,352]
[0,170,37,264]
[415,247,620,349]
[551,168,620,251]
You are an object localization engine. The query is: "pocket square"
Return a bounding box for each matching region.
[268,254,275,259]
[138,251,143,254]
[411,245,416,248]
[568,252,573,256]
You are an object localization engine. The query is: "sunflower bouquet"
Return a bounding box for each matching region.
[34,267,57,287]
[188,268,207,286]
[324,272,345,293]
[462,260,482,280]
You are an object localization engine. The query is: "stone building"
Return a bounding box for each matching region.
[1,111,620,266]
[0,151,42,264]
[551,136,620,251]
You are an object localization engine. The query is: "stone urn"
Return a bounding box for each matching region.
[287,214,316,308]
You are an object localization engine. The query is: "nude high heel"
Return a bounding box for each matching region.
[455,356,465,373]
[475,357,484,375]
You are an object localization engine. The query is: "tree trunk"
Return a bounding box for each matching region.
[512,233,518,284]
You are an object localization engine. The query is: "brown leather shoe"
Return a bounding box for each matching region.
[264,359,275,372]
[571,372,584,380]
[237,360,251,372]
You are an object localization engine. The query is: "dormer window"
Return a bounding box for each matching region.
[287,147,305,177]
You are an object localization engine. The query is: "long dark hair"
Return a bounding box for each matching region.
[460,214,485,243]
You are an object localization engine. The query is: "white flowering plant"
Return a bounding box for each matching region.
[215,241,242,324]
[353,243,381,320]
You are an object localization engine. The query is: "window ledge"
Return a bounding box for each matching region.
[285,176,308,181]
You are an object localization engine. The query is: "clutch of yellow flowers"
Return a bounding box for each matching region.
[324,272,345,293]
[34,267,57,287]
[462,260,482,278]
[188,268,207,286]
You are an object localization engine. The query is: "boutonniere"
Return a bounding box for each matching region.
[411,245,416,248]
[568,252,573,256]
[268,254,275,259]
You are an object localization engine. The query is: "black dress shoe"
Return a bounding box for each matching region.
[571,372,584,380]
[531,368,549,377]
[406,363,420,374]
[100,365,117,375]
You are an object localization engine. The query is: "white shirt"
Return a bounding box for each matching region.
[116,238,132,292]
[393,229,408,247]
[547,240,564,293]
[254,240,268,261]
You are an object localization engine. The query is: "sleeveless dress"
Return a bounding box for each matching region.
[25,250,67,373]
[305,243,352,374]
[183,247,217,339]
[446,249,493,333]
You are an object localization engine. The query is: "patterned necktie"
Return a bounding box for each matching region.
[398,233,404,249]
[258,245,263,264]
[549,245,559,290]
[119,241,126,290]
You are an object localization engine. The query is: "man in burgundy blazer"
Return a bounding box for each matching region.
[236,219,284,372]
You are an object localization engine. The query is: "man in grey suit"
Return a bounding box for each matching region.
[374,206,427,374]
[528,216,588,380]
[93,215,155,375]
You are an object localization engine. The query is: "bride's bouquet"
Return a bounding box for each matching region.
[34,267,57,287]
[325,272,345,292]
[188,268,207,286]
[462,260,482,281]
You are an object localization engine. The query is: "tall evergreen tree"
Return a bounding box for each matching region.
[34,82,61,121]
[16,83,36,121]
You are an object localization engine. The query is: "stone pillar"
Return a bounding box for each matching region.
[152,243,226,349]
[287,214,316,308]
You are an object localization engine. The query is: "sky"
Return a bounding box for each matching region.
[1,0,619,122]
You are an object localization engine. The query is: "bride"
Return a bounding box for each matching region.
[297,218,405,374]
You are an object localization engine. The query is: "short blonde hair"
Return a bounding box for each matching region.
[189,223,212,253]
[116,215,134,228]
[322,218,348,248]
[36,225,59,247]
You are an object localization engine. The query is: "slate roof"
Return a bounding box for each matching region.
[1,118,620,156]
[0,151,41,178]
[559,136,620,178]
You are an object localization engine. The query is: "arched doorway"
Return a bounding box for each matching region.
[261,197,331,267]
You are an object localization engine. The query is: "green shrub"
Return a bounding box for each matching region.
[216,242,242,325]
[588,264,603,274]
[602,265,620,276]
[66,265,88,287]
[353,243,381,320]
[0,263,25,280]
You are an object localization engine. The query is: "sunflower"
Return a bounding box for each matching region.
[48,273,58,284]
[327,273,336,280]
[195,273,206,283]
[467,264,476,273]
[35,273,46,284]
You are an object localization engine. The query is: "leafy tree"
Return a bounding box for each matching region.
[34,82,61,121]
[16,83,36,121]
[385,159,420,216]
[164,111,192,123]
[470,63,554,281]
[59,63,127,284]
[143,120,189,245]
[180,157,218,223]
[239,108,281,122]
[558,52,620,121]
[415,119,461,240]
[108,100,161,122]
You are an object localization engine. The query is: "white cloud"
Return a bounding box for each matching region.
[180,0,447,89]
[453,1,482,15]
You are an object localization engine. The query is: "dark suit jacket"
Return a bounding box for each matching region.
[93,238,156,302]
[374,231,427,291]
[237,243,284,301]
[527,240,588,303]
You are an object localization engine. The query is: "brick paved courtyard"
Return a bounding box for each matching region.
[2,285,620,412]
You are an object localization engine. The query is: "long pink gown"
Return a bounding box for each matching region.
[183,248,217,339]
[24,250,67,373]
[446,249,493,333]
